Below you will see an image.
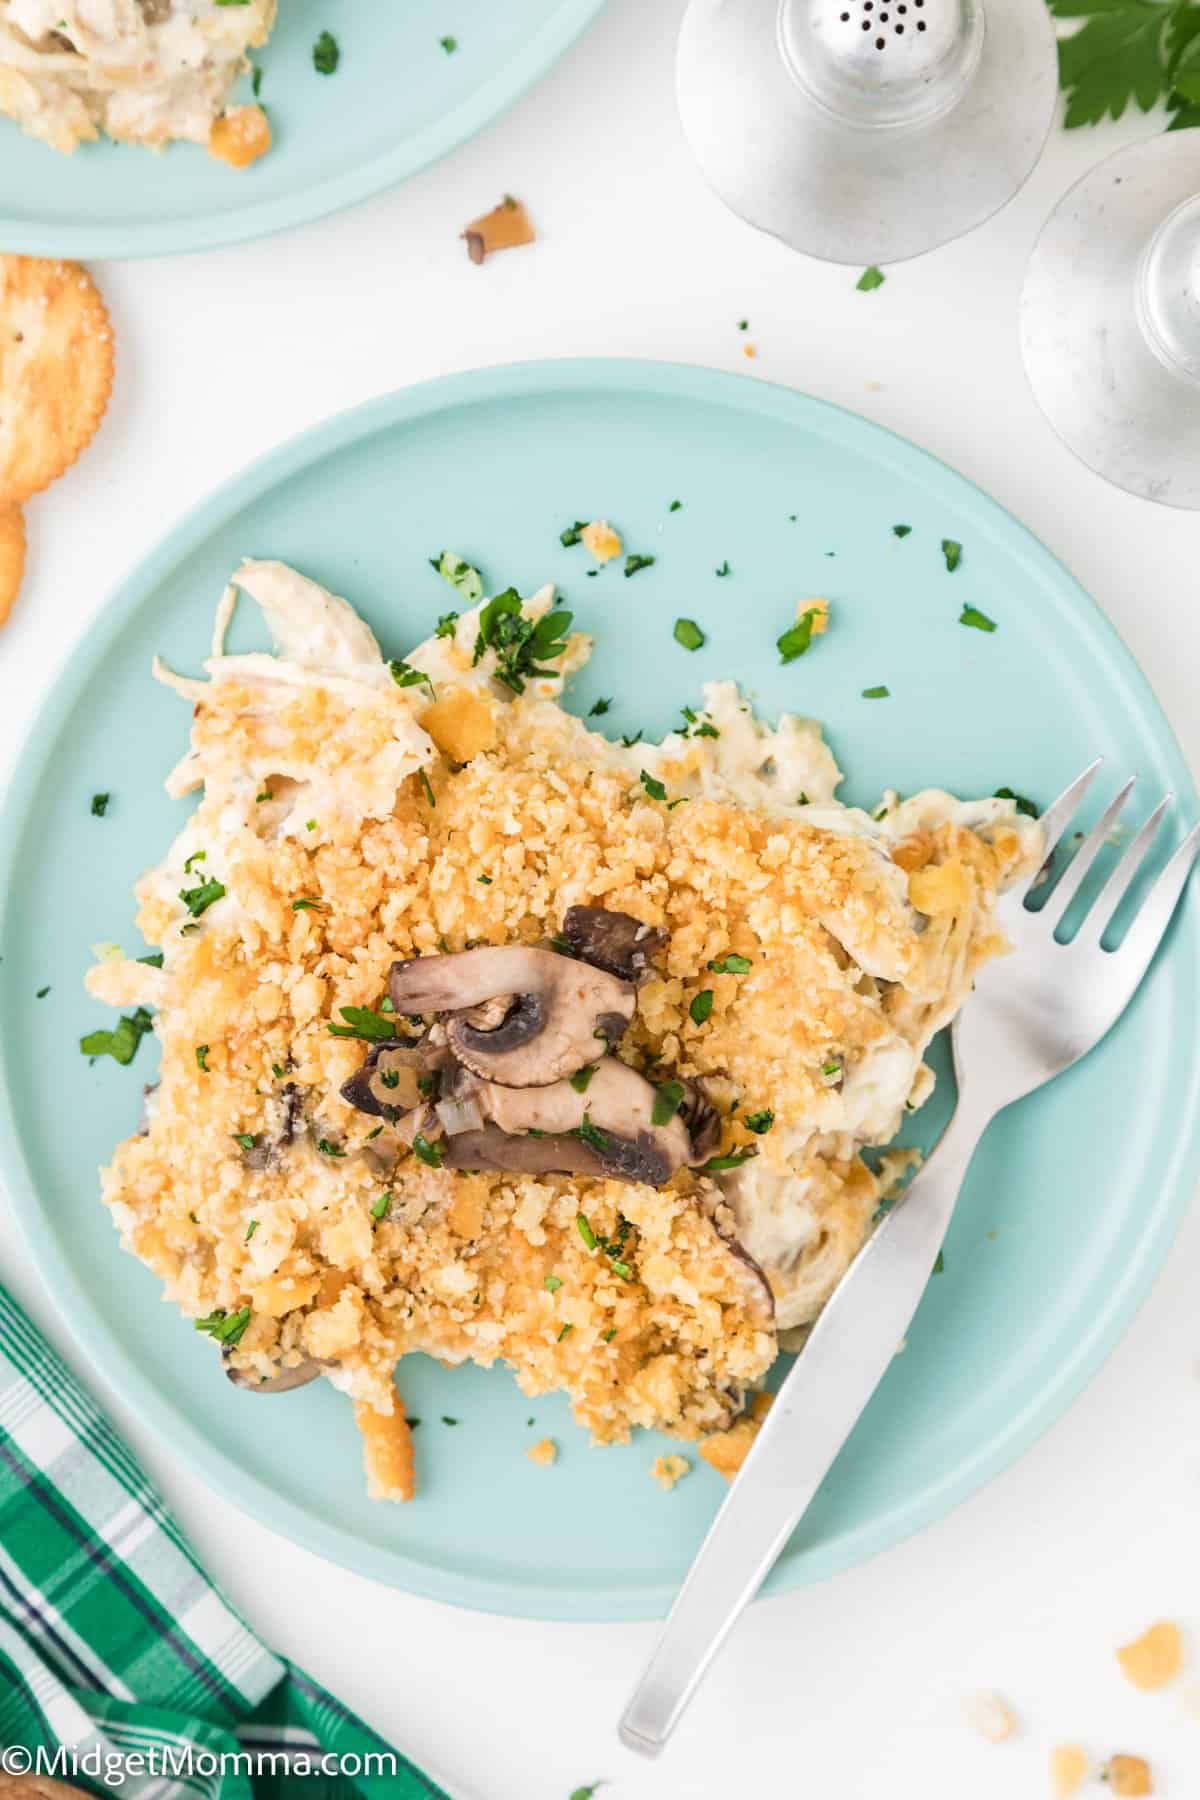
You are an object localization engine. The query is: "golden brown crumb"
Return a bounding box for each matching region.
[580,520,622,564]
[742,343,757,358]
[354,1400,415,1502]
[1050,1745,1089,1798]
[526,1437,557,1466]
[699,1391,773,1480]
[961,1691,1016,1744]
[1102,1754,1152,1796]
[208,104,271,168]
[0,504,25,627]
[420,687,498,762]
[652,1454,691,1491]
[1116,1621,1183,1691]
[463,195,535,264]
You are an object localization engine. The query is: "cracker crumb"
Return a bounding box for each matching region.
[1102,1754,1152,1796]
[652,1453,691,1491]
[580,520,622,564]
[526,1437,557,1467]
[208,104,271,169]
[699,1391,773,1480]
[962,1690,1016,1744]
[1050,1744,1089,1798]
[1116,1621,1183,1692]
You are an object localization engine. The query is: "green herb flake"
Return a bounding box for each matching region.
[327,1005,397,1042]
[370,1192,392,1221]
[473,589,573,694]
[183,850,206,875]
[305,819,317,832]
[251,63,262,96]
[476,874,493,887]
[689,989,714,1026]
[862,685,890,699]
[620,730,642,748]
[80,1006,154,1067]
[737,319,749,331]
[933,1249,945,1275]
[195,1044,210,1072]
[777,611,815,665]
[624,553,655,578]
[557,1323,574,1341]
[138,952,164,968]
[312,29,339,74]
[194,1306,251,1346]
[708,953,751,974]
[389,659,434,691]
[419,770,437,809]
[994,786,1039,819]
[856,265,886,292]
[610,1260,633,1282]
[587,697,612,718]
[651,1079,684,1126]
[413,1133,444,1169]
[316,1138,345,1158]
[569,1064,597,1095]
[575,1113,609,1152]
[700,1147,759,1171]
[255,789,273,804]
[244,1219,259,1243]
[441,1415,459,1426]
[35,985,49,999]
[90,792,110,817]
[673,617,706,652]
[959,603,996,633]
[942,538,963,573]
[576,1213,598,1251]
[233,1133,257,1152]
[668,499,682,513]
[559,520,588,547]
[430,551,483,602]
[292,897,323,912]
[601,1329,617,1345]
[639,769,668,803]
[439,33,457,52]
[892,524,912,539]
[544,1274,563,1292]
[744,1108,775,1135]
[179,877,225,918]
[821,1059,843,1077]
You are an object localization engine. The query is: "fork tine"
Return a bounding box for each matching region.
[1115,819,1200,976]
[1011,759,1104,903]
[1076,796,1171,944]
[1039,777,1136,929]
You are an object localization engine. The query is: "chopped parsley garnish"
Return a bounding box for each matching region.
[994,786,1038,819]
[862,685,890,699]
[316,1138,345,1157]
[233,1133,257,1152]
[933,1250,945,1275]
[195,1044,210,1072]
[90,793,109,817]
[708,953,751,974]
[959,604,996,633]
[255,789,273,803]
[610,1260,632,1282]
[35,986,49,999]
[624,553,655,578]
[942,538,963,573]
[689,989,714,1026]
[588,697,612,717]
[620,730,643,748]
[673,617,706,652]
[477,873,492,885]
[601,1329,617,1345]
[419,770,437,809]
[569,1064,597,1094]
[821,1058,843,1078]
[669,499,682,512]
[194,1307,251,1346]
[700,1147,759,1171]
[184,850,206,875]
[251,63,262,96]
[544,1274,563,1292]
[557,1323,573,1341]
[80,1007,154,1066]
[389,659,434,690]
[892,524,912,539]
[575,1113,609,1152]
[651,1079,684,1127]
[441,1416,459,1426]
[430,551,483,602]
[639,770,667,803]
[777,611,816,664]
[306,819,317,832]
[714,561,730,578]
[576,1213,597,1251]
[473,589,572,694]
[328,1005,396,1042]
[434,612,460,641]
[138,952,164,968]
[413,1133,444,1168]
[292,897,323,911]
[379,1069,400,1090]
[271,1063,287,1079]
[856,265,885,291]
[680,706,719,739]
[737,319,749,331]
[439,34,457,52]
[244,1219,259,1243]
[559,521,588,546]
[312,30,339,74]
[743,1109,774,1134]
[179,877,225,918]
[370,1192,392,1220]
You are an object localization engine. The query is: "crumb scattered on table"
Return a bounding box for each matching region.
[462,195,535,264]
[1050,1745,1089,1799]
[1116,1621,1183,1692]
[652,1454,690,1491]
[1102,1753,1153,1796]
[961,1691,1016,1744]
[526,1437,557,1467]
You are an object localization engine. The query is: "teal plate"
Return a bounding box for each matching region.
[2,361,1198,1621]
[0,0,602,258]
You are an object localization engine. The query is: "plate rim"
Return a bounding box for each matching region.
[0,0,605,259]
[2,356,1198,1621]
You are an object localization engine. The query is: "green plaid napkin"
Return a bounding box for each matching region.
[0,1283,449,1800]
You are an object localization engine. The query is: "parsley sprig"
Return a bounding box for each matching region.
[1050,0,1200,131]
[473,591,572,694]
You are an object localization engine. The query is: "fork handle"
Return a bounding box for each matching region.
[618,1102,991,1758]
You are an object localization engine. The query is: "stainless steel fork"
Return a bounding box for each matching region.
[620,761,1200,1758]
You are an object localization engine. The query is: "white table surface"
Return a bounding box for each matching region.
[3,4,1200,1796]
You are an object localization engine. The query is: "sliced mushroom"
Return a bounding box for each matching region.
[340,1037,447,1118]
[442,1127,602,1177]
[697,1181,776,1325]
[561,906,666,983]
[389,945,635,1086]
[225,1354,322,1394]
[437,1058,694,1186]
